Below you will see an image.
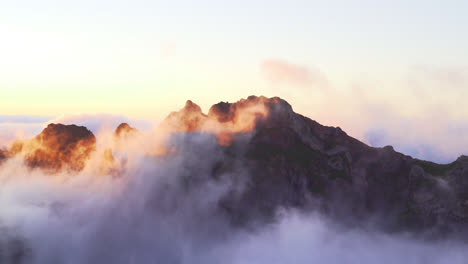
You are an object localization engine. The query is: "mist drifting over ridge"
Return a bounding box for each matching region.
[1,96,468,263]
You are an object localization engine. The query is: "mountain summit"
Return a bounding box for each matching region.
[1,96,467,236]
[158,96,468,234]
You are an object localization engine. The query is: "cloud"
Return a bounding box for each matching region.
[221,212,468,264]
[0,116,54,148]
[260,59,328,90]
[1,129,467,264]
[0,132,246,263]
[1,99,468,263]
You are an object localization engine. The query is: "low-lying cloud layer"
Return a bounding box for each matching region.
[1,130,467,263]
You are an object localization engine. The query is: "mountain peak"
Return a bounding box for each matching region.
[456,155,468,163]
[11,123,97,172]
[1,96,468,236]
[115,123,138,137]
[184,100,202,113]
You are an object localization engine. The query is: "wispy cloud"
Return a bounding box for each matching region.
[260,59,328,90]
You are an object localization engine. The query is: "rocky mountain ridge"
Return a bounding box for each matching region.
[1,96,467,236]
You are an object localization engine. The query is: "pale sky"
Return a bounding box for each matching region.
[1,0,467,162]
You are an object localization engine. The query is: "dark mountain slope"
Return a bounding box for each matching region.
[183,96,468,235]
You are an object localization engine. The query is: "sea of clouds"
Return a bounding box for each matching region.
[1,126,467,264]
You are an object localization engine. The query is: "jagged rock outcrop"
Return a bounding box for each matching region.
[114,123,139,138]
[5,124,96,172]
[26,124,96,172]
[207,96,272,124]
[161,96,271,145]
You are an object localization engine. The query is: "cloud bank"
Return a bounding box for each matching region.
[260,59,329,90]
[1,121,468,263]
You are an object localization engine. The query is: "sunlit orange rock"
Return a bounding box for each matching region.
[159,96,273,146]
[161,100,208,132]
[208,96,269,125]
[9,141,24,155]
[114,123,139,138]
[23,124,96,172]
[98,148,122,175]
[0,141,24,164]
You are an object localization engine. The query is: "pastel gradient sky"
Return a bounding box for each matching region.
[1,0,467,162]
